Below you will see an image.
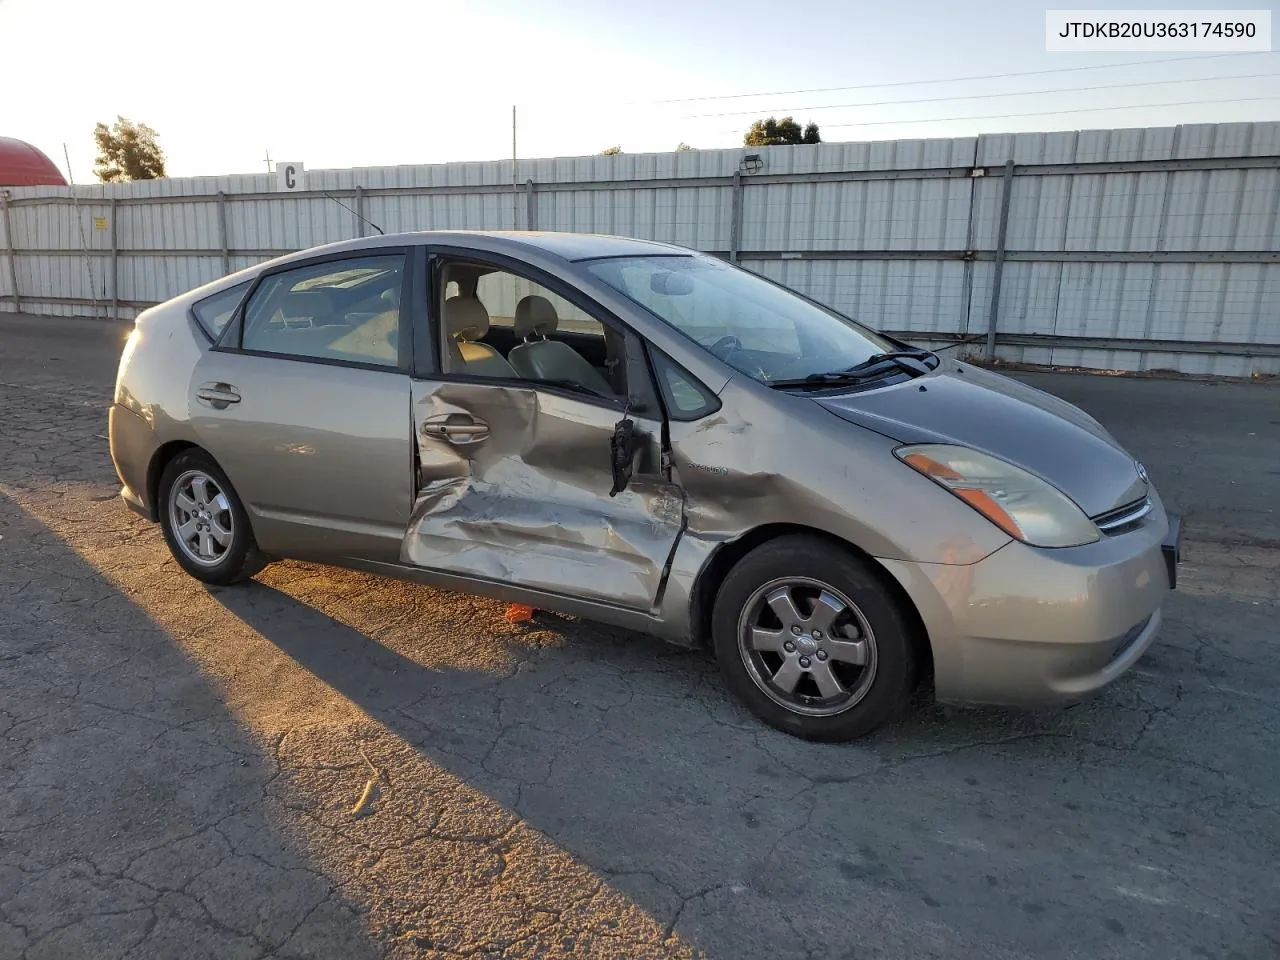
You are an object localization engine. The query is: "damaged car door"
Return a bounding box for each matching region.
[401,253,685,612]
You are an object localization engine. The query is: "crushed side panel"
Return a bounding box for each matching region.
[403,381,684,610]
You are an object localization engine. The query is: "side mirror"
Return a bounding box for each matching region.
[609,416,636,497]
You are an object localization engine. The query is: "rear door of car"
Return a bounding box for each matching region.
[402,246,685,612]
[188,247,418,562]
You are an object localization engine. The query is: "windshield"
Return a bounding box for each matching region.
[584,254,897,383]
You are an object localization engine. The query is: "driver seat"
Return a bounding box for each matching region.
[508,296,614,396]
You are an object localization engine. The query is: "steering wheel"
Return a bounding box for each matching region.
[708,334,771,381]
[708,334,743,359]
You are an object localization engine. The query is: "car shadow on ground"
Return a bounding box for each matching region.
[7,485,712,956]
[0,494,381,960]
[206,570,1280,959]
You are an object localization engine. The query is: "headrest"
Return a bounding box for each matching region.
[444,296,489,341]
[514,295,559,339]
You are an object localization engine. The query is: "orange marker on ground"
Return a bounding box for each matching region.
[504,603,536,623]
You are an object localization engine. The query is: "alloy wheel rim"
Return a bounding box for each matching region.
[169,470,234,566]
[737,576,878,717]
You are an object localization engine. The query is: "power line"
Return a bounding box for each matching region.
[713,94,1280,134]
[686,71,1280,119]
[660,51,1277,105]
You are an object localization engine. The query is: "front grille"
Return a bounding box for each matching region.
[1092,497,1152,534]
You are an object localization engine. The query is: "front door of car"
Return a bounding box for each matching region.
[188,250,416,562]
[402,253,685,611]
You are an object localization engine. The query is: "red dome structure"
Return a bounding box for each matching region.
[0,138,67,186]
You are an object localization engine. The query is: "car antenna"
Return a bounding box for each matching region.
[321,190,385,236]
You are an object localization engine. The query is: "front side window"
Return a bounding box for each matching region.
[192,280,251,340]
[585,254,896,384]
[240,255,404,368]
[438,261,625,402]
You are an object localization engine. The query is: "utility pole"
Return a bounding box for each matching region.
[506,105,512,231]
[62,143,102,322]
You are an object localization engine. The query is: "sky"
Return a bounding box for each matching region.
[1,0,1277,183]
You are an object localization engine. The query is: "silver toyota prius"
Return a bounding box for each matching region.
[109,231,1182,741]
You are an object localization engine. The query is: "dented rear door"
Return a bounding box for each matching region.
[403,379,685,611]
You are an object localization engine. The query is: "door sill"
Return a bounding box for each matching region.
[337,557,666,636]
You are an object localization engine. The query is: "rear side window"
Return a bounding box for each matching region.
[239,255,405,368]
[192,281,251,340]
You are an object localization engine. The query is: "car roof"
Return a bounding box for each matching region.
[165,230,698,316]
[263,230,694,267]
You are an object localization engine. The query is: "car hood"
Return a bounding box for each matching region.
[816,363,1148,517]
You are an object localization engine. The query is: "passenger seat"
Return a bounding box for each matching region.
[443,296,518,377]
[508,296,614,396]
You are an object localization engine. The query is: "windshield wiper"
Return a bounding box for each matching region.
[767,349,939,391]
[849,349,939,372]
[766,371,885,390]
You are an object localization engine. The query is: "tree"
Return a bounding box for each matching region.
[600,145,622,155]
[676,143,694,151]
[743,117,821,147]
[93,117,166,182]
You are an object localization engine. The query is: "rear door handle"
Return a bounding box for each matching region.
[421,414,489,445]
[196,382,241,409]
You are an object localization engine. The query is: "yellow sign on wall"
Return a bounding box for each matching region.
[93,216,107,230]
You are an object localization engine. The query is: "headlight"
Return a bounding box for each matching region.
[895,443,1099,547]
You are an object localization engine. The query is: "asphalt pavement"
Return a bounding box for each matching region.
[1,311,1277,960]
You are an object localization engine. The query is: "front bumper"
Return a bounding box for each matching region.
[1162,513,1182,589]
[880,498,1179,706]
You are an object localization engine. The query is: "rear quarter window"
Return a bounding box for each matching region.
[191,281,251,340]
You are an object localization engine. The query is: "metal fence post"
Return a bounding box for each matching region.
[355,185,365,238]
[985,158,1015,359]
[958,137,982,339]
[729,170,743,263]
[525,179,535,231]
[109,197,118,320]
[217,191,231,276]
[0,191,19,313]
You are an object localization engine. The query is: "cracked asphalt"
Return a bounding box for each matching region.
[1,310,1278,959]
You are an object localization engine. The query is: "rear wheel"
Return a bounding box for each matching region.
[712,536,918,741]
[158,450,266,585]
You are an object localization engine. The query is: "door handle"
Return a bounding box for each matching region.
[196,382,241,409]
[421,414,489,445]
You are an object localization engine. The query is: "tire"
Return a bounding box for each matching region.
[158,450,267,586]
[712,535,918,742]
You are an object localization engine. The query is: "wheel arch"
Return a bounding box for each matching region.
[147,440,270,584]
[147,441,255,539]
[144,441,201,521]
[689,523,934,685]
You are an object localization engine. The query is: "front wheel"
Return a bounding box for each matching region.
[158,450,266,585]
[712,536,918,741]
